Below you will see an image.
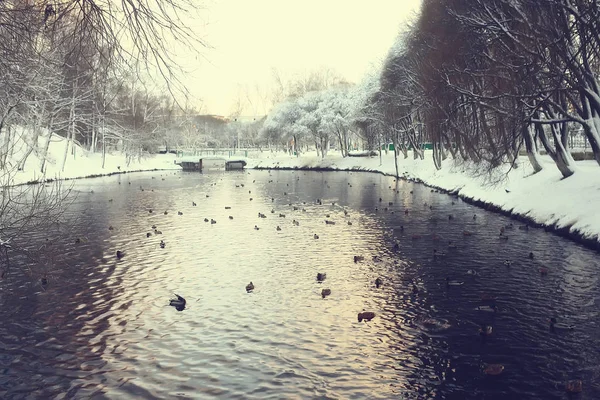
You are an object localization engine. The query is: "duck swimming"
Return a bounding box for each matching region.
[116,250,125,259]
[321,288,331,298]
[246,282,255,292]
[169,294,186,311]
[375,277,383,288]
[479,325,493,336]
[358,311,376,322]
[313,234,319,239]
[565,379,582,393]
[353,255,364,263]
[483,364,504,375]
[550,317,574,331]
[160,240,165,249]
[476,305,498,313]
[316,273,326,282]
[276,226,281,231]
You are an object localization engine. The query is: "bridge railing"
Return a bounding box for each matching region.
[174,148,274,159]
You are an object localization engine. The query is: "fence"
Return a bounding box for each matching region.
[174,148,266,159]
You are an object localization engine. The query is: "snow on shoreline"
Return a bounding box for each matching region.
[6,132,599,250]
[249,151,600,250]
[6,132,180,186]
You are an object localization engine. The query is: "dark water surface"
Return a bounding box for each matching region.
[0,170,599,399]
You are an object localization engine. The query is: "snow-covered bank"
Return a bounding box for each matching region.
[249,151,600,250]
[5,131,180,186]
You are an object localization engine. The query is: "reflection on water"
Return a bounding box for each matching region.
[0,170,599,399]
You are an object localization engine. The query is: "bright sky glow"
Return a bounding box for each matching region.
[183,0,422,116]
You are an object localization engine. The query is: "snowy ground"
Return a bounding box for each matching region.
[249,151,600,248]
[6,131,179,186]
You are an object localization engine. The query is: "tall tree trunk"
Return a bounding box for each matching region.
[523,124,543,173]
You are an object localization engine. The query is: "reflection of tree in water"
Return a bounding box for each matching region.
[0,179,72,283]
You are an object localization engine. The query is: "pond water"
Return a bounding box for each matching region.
[0,169,599,399]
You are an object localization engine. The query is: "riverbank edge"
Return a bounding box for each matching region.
[16,167,178,187]
[253,165,600,252]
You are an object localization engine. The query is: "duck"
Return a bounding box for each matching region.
[347,221,352,225]
[146,232,152,238]
[476,305,498,313]
[210,219,216,224]
[479,325,493,336]
[565,379,583,393]
[483,364,504,375]
[279,213,286,218]
[177,211,183,216]
[246,282,255,292]
[321,288,331,298]
[276,226,282,231]
[549,317,574,331]
[169,294,186,310]
[316,273,326,282]
[229,216,233,220]
[325,220,335,225]
[160,240,166,248]
[204,218,209,222]
[225,206,232,210]
[293,220,300,226]
[353,255,364,263]
[445,278,464,286]
[164,211,168,215]
[254,225,260,230]
[116,250,125,259]
[151,225,157,229]
[149,209,153,213]
[313,234,319,239]
[154,229,162,235]
[192,202,197,206]
[108,226,114,231]
[75,238,82,244]
[358,311,376,322]
[528,252,534,259]
[375,277,383,288]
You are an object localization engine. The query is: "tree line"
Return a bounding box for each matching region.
[262,0,600,179]
[0,0,205,174]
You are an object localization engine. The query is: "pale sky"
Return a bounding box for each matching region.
[182,0,422,116]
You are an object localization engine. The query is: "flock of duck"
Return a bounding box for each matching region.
[110,171,582,395]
